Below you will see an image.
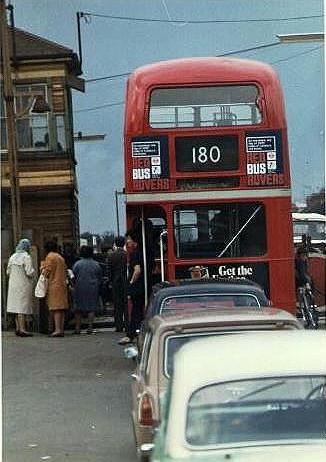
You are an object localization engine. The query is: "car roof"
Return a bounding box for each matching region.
[165,331,326,458]
[153,278,265,292]
[149,307,301,332]
[174,331,326,385]
[292,212,326,222]
[149,278,269,308]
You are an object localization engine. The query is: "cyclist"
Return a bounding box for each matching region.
[295,246,318,328]
[295,246,312,290]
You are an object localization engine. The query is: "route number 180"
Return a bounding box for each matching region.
[192,146,221,164]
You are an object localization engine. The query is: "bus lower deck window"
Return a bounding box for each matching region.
[173,203,266,259]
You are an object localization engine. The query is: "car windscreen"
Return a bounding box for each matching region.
[161,294,261,312]
[186,376,326,447]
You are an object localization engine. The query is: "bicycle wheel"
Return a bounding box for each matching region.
[306,290,319,329]
[297,288,308,325]
[302,292,319,329]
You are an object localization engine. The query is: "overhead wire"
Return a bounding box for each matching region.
[77,9,323,114]
[86,72,130,83]
[76,43,323,114]
[271,44,323,64]
[85,41,281,83]
[219,41,281,56]
[74,101,124,113]
[80,11,323,24]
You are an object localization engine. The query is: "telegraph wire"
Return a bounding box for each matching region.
[85,41,281,83]
[74,101,124,113]
[76,48,323,113]
[86,72,130,83]
[271,44,323,64]
[219,41,280,56]
[80,11,322,24]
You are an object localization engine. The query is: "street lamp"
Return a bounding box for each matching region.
[73,131,106,142]
[277,33,324,43]
[115,190,124,236]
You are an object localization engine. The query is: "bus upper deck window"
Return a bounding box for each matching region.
[149,85,262,129]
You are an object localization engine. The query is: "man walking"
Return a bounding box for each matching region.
[107,236,128,332]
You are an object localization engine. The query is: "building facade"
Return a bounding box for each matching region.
[1,27,84,265]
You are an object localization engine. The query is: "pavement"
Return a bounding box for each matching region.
[2,326,137,462]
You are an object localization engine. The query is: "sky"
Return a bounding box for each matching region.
[11,0,324,234]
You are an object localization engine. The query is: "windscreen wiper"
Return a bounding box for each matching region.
[217,205,262,257]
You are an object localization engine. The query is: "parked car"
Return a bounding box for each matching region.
[147,279,270,317]
[129,307,302,460]
[149,331,326,462]
[137,278,270,353]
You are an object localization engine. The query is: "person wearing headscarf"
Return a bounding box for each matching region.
[41,240,69,337]
[6,238,36,337]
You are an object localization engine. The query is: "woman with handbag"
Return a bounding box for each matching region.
[41,240,68,337]
[6,238,36,337]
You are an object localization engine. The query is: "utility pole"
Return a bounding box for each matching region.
[115,190,120,236]
[114,190,124,236]
[0,0,21,245]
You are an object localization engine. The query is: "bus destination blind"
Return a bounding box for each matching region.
[175,135,239,172]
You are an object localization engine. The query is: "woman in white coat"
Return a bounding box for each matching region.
[7,238,35,337]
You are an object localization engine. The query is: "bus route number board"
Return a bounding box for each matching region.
[175,135,239,172]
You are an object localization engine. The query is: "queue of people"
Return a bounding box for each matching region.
[5,224,219,342]
[6,239,103,338]
[6,235,318,341]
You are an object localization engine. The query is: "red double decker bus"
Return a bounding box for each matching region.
[124,57,296,312]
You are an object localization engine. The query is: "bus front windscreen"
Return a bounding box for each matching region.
[174,202,266,258]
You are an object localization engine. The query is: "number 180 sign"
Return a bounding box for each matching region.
[176,135,239,172]
[192,145,221,164]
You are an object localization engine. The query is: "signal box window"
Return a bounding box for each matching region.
[174,203,266,258]
[150,85,262,128]
[15,84,50,150]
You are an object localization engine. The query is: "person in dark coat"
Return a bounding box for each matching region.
[118,231,145,345]
[295,246,312,289]
[107,236,128,332]
[72,245,102,334]
[62,243,78,269]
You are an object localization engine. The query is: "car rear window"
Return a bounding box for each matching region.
[164,332,253,378]
[186,375,326,447]
[161,294,261,312]
[164,326,300,378]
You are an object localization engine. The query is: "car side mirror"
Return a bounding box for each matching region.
[124,345,138,360]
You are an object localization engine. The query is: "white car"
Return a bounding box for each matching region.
[129,307,301,460]
[150,331,326,461]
